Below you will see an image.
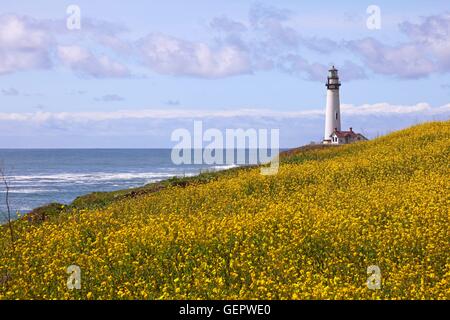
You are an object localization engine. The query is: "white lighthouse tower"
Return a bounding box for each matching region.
[323,66,341,143]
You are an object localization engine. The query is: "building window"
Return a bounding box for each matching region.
[336,113,338,120]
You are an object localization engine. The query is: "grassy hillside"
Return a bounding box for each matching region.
[0,121,449,299]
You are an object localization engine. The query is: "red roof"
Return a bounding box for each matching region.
[332,130,359,138]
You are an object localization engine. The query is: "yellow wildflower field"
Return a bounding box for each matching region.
[0,121,449,299]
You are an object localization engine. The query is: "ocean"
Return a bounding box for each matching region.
[0,149,240,221]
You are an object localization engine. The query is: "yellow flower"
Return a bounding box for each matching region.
[0,121,448,300]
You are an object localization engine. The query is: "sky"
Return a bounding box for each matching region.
[0,0,449,148]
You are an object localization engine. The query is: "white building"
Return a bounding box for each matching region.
[329,127,367,144]
[322,66,367,144]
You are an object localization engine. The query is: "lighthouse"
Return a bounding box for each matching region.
[321,66,368,144]
[323,66,341,143]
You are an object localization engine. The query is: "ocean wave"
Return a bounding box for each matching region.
[6,172,178,184]
[0,188,59,194]
[212,164,240,171]
[2,166,238,191]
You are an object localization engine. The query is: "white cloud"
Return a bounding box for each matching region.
[57,45,131,78]
[95,94,125,102]
[0,14,52,74]
[399,13,450,42]
[207,5,361,81]
[0,14,133,77]
[0,15,48,48]
[0,103,448,123]
[137,33,252,78]
[0,104,448,148]
[210,16,247,34]
[340,103,450,115]
[346,38,436,78]
[207,7,450,80]
[2,87,19,96]
[347,13,450,79]
[2,9,450,81]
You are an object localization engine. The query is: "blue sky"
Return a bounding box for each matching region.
[0,0,449,147]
